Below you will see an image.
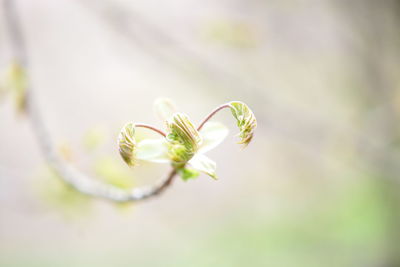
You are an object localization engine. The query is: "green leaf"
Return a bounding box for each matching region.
[188,154,218,180]
[136,139,170,163]
[153,98,177,122]
[199,121,229,153]
[178,168,200,181]
[229,101,257,146]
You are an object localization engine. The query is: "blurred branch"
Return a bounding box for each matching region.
[2,0,177,202]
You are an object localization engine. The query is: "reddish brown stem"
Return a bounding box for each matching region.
[146,169,177,198]
[135,123,166,137]
[197,104,231,131]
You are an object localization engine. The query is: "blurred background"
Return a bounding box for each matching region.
[1,0,400,266]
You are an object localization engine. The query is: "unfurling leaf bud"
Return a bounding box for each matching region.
[229,101,257,146]
[118,122,137,166]
[166,113,202,163]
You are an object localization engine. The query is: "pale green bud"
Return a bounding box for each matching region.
[118,122,137,166]
[229,101,257,146]
[166,113,202,163]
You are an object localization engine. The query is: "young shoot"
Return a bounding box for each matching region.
[118,98,257,181]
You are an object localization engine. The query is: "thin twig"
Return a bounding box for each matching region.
[2,0,177,202]
[197,104,230,131]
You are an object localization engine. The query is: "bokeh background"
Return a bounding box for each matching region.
[1,0,400,266]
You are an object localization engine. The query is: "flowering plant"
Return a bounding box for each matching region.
[118,99,257,181]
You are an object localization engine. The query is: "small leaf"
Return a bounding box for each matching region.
[198,121,229,153]
[178,168,200,181]
[136,139,170,163]
[229,101,257,146]
[153,98,177,122]
[188,154,218,180]
[118,122,137,166]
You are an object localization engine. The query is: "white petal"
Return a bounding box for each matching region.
[198,122,229,154]
[136,139,170,163]
[188,154,217,179]
[153,98,177,122]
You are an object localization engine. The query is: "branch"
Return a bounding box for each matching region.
[2,0,177,202]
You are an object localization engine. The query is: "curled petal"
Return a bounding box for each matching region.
[229,101,257,146]
[118,122,137,166]
[166,113,202,163]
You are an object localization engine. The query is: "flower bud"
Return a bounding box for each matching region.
[166,113,202,163]
[118,122,137,166]
[229,101,257,146]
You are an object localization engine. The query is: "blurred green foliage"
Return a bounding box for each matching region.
[35,167,92,219]
[203,20,257,48]
[93,156,135,189]
[5,63,27,114]
[3,175,393,267]
[83,127,106,152]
